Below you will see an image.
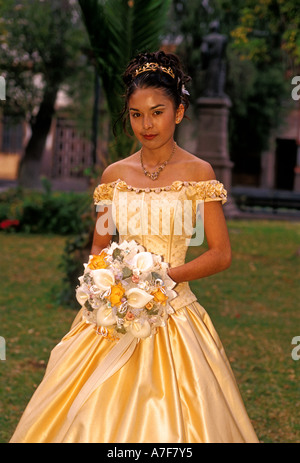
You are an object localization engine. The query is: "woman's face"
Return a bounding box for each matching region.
[128,86,184,149]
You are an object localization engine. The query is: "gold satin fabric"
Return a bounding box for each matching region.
[10,180,259,443]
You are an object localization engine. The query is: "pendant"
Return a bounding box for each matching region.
[150,172,159,180]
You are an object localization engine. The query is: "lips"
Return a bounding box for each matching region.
[143,134,157,140]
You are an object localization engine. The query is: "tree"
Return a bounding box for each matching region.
[78,0,172,162]
[55,0,172,306]
[169,0,297,169]
[218,0,299,164]
[0,0,91,187]
[227,0,300,68]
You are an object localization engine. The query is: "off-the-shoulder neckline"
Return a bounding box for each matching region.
[98,178,222,192]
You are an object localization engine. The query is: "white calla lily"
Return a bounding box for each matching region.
[131,252,153,272]
[96,307,116,327]
[76,287,89,306]
[128,320,151,339]
[92,269,115,290]
[126,287,154,309]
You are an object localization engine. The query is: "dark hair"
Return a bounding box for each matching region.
[115,50,191,136]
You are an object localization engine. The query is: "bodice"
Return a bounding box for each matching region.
[93,179,227,310]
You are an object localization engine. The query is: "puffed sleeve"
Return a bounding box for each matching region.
[186,180,227,205]
[203,179,227,204]
[93,182,114,205]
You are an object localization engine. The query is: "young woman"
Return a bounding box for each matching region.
[10,51,259,443]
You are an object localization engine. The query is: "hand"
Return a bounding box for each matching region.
[167,267,178,284]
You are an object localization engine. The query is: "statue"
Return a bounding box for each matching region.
[201,20,228,98]
[197,21,237,216]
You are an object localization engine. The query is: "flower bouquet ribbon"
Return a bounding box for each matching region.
[68,240,177,421]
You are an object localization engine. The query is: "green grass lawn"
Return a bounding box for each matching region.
[0,234,76,443]
[0,220,299,443]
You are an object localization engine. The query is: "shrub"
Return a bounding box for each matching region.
[0,178,100,308]
[0,179,93,235]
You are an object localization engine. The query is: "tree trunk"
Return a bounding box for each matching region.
[18,84,58,188]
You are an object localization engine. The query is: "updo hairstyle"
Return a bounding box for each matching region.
[117,50,191,135]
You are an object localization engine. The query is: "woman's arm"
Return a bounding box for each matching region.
[90,207,113,255]
[168,197,232,284]
[90,167,117,255]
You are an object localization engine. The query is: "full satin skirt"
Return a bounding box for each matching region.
[10,301,259,443]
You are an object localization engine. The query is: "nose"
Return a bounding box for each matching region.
[143,115,153,130]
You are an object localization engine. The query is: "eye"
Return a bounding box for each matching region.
[153,110,163,116]
[130,112,140,118]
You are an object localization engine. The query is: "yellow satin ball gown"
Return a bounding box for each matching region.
[10,179,259,443]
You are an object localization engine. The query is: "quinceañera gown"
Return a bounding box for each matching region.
[10,179,259,443]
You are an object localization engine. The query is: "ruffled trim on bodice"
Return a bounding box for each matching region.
[93,178,227,205]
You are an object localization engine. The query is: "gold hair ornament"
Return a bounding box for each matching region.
[134,62,175,80]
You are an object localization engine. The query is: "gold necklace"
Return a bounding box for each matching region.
[140,142,177,181]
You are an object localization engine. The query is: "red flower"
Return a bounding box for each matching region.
[0,219,20,230]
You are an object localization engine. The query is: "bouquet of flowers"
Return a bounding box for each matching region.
[76,240,177,341]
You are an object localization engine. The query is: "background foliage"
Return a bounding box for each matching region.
[78,0,172,161]
[0,0,92,187]
[0,180,92,235]
[169,0,297,169]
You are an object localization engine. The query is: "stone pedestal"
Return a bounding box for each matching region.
[294,146,300,192]
[196,96,238,217]
[260,147,276,189]
[294,166,300,192]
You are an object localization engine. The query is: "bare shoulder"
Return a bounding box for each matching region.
[194,158,217,182]
[99,156,134,184]
[179,149,217,182]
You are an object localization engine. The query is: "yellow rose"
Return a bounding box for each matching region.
[96,326,118,341]
[115,180,128,191]
[88,251,108,270]
[171,181,183,191]
[186,182,209,201]
[145,302,154,310]
[93,184,113,203]
[106,282,125,307]
[151,287,168,306]
[186,185,197,200]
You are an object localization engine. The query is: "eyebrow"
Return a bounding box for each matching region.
[129,104,166,111]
